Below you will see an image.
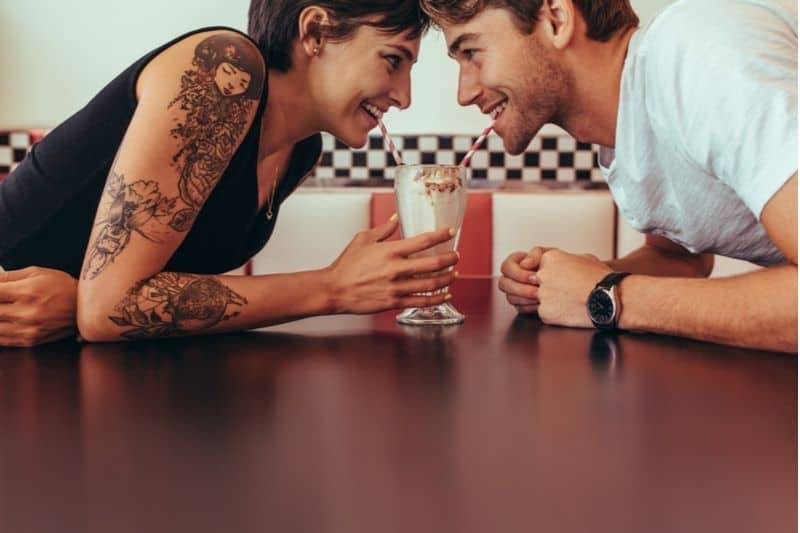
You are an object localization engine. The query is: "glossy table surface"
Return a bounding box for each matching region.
[1,279,796,533]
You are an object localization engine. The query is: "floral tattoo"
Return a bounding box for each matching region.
[82,171,186,280]
[109,273,248,340]
[84,33,264,280]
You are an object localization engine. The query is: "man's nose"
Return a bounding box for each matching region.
[457,68,481,107]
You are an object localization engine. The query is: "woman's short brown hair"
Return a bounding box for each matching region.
[249,0,430,72]
[420,0,639,42]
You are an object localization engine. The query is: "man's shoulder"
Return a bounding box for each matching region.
[640,0,796,54]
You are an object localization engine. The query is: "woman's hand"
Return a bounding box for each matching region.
[325,216,460,314]
[0,267,78,347]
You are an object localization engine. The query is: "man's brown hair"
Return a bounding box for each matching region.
[420,0,639,42]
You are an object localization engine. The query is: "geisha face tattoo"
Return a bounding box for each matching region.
[168,33,265,210]
[215,62,252,96]
[81,33,264,282]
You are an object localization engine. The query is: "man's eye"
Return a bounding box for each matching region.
[462,49,477,60]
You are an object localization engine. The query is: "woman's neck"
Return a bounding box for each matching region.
[258,67,320,160]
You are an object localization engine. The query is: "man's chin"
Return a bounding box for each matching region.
[500,134,531,156]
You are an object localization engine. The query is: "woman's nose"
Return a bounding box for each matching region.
[389,75,412,110]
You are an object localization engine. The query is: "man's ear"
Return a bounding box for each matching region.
[298,6,330,57]
[541,0,575,49]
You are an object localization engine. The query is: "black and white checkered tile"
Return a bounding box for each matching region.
[312,133,602,182]
[0,129,601,183]
[0,131,40,177]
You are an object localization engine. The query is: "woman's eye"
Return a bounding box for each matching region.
[462,49,477,60]
[384,55,402,69]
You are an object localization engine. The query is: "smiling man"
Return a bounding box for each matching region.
[422,0,798,352]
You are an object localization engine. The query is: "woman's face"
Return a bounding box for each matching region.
[215,62,252,97]
[310,25,421,147]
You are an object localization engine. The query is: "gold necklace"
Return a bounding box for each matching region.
[266,165,279,221]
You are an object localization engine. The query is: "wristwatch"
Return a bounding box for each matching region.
[586,272,631,330]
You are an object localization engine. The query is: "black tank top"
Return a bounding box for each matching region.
[0,27,322,277]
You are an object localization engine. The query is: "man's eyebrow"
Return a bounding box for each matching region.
[448,33,480,58]
[387,44,415,63]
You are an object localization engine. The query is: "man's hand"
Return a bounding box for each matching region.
[0,267,78,347]
[500,247,613,327]
[499,250,542,314]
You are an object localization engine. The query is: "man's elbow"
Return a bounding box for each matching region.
[773,323,798,354]
[695,254,714,278]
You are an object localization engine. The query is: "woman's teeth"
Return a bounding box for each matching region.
[362,103,383,120]
[490,101,508,120]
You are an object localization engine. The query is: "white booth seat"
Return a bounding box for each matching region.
[250,191,372,275]
[491,191,616,277]
[616,214,763,278]
[248,189,762,281]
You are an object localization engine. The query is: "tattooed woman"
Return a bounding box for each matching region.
[0,1,459,345]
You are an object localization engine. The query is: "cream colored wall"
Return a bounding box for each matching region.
[0,0,672,133]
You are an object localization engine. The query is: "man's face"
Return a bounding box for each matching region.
[442,8,570,154]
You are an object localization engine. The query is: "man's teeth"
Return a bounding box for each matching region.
[490,101,508,120]
[362,103,383,119]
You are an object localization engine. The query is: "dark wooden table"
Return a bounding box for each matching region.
[1,279,796,533]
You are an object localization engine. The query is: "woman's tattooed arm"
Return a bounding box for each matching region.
[83,33,265,281]
[108,273,248,340]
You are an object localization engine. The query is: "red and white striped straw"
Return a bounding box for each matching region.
[377,118,404,166]
[459,122,495,167]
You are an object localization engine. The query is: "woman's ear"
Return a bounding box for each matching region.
[298,6,330,57]
[541,0,575,50]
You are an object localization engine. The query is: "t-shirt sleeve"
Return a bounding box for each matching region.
[644,1,797,218]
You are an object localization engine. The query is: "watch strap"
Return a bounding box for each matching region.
[596,271,631,290]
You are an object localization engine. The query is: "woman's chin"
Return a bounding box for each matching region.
[328,127,369,150]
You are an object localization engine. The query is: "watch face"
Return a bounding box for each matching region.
[588,290,615,325]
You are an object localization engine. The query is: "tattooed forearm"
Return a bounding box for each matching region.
[81,170,191,280]
[168,34,264,210]
[108,273,248,340]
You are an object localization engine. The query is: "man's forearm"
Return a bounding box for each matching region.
[618,265,797,352]
[78,269,335,342]
[606,244,713,278]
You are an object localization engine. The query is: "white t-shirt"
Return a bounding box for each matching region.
[599,0,797,266]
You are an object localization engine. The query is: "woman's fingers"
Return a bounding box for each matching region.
[394,270,455,296]
[0,278,24,304]
[395,251,459,277]
[0,320,77,346]
[514,304,539,315]
[370,214,400,243]
[397,292,452,309]
[391,227,454,256]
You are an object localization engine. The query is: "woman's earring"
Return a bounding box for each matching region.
[312,47,320,55]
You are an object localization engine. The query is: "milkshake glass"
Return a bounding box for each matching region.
[394,164,467,326]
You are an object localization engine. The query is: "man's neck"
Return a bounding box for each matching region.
[558,27,637,148]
